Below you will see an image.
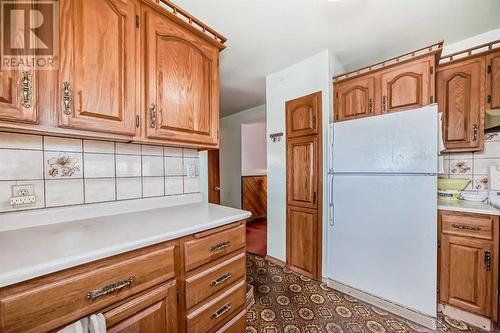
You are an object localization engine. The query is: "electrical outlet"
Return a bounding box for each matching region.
[10,195,36,206]
[11,184,35,197]
[10,184,37,207]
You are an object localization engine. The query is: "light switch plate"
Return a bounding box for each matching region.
[186,164,196,178]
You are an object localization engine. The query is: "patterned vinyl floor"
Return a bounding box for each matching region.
[245,254,486,333]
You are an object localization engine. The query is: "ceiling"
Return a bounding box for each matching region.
[172,0,500,117]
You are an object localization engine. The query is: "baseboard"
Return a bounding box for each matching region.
[438,303,494,331]
[328,279,437,330]
[265,255,286,267]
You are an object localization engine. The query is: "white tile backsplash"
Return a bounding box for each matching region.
[83,140,114,154]
[142,156,164,177]
[116,155,142,177]
[165,157,183,176]
[45,152,83,179]
[143,177,164,197]
[0,149,43,180]
[84,153,115,178]
[44,137,82,152]
[0,132,42,150]
[46,179,84,207]
[117,177,142,200]
[166,177,184,195]
[442,132,500,190]
[84,178,116,203]
[0,134,201,213]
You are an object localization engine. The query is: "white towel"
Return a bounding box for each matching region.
[89,313,106,333]
[57,318,88,333]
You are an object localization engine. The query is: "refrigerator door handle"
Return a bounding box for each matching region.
[329,176,334,227]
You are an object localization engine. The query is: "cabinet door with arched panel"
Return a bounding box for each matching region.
[334,75,376,122]
[144,6,219,147]
[286,91,321,138]
[437,57,485,152]
[380,55,435,113]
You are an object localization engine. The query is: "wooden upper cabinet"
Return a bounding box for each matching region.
[437,57,485,152]
[58,0,140,136]
[104,282,177,333]
[0,69,37,124]
[286,136,318,209]
[286,91,321,137]
[334,75,376,122]
[380,55,435,113]
[487,51,500,110]
[144,7,219,147]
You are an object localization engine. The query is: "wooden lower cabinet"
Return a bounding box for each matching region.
[286,206,319,279]
[104,281,178,333]
[0,221,247,333]
[438,210,499,321]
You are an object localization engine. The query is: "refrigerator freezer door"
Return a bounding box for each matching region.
[331,174,437,317]
[333,105,438,173]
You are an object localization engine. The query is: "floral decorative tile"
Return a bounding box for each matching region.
[46,152,82,178]
[473,175,489,190]
[450,159,472,175]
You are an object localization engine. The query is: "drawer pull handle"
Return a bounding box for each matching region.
[212,303,231,319]
[452,223,481,231]
[210,241,231,252]
[211,273,232,287]
[87,276,135,300]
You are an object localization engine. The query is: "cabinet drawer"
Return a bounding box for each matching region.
[214,309,247,333]
[0,244,175,333]
[441,211,495,240]
[185,224,245,271]
[185,251,246,309]
[186,280,246,333]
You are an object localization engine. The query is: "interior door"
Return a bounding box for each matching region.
[104,282,177,333]
[58,0,139,136]
[144,8,219,146]
[208,149,220,204]
[440,235,492,317]
[487,51,500,110]
[380,57,433,113]
[286,136,318,209]
[285,91,321,137]
[0,69,37,124]
[437,57,484,152]
[334,75,375,122]
[286,206,318,278]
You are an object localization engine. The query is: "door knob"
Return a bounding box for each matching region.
[214,186,221,192]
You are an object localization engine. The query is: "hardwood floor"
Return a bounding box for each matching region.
[246,219,267,257]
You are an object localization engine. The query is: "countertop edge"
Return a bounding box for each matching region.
[0,211,251,288]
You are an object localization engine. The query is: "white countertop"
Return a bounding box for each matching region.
[438,199,500,216]
[0,202,251,288]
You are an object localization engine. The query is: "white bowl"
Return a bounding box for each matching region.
[460,190,488,202]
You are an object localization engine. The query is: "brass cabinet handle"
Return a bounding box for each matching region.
[472,124,478,141]
[382,96,387,112]
[210,241,231,252]
[87,276,135,300]
[212,303,231,319]
[21,72,32,109]
[149,104,157,128]
[210,273,232,287]
[485,251,492,271]
[62,81,72,115]
[452,223,480,231]
[368,98,373,113]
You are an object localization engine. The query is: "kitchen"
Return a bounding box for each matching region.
[1,0,500,332]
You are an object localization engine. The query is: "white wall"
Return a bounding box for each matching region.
[266,50,331,274]
[220,105,266,208]
[241,120,267,176]
[442,27,500,56]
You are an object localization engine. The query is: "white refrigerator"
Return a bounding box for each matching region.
[328,105,438,321]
